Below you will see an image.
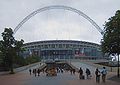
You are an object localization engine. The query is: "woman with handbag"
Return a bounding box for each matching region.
[95,68,101,83]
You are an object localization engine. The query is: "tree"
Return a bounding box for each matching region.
[0,51,3,65]
[101,10,120,77]
[0,28,24,73]
[25,55,40,64]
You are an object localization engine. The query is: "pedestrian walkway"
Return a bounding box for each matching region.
[0,61,119,85]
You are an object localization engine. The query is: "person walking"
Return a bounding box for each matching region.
[37,69,40,76]
[34,69,37,77]
[86,68,91,79]
[95,68,101,83]
[79,67,84,79]
[101,67,107,83]
[29,69,32,75]
[73,69,75,75]
[70,69,72,75]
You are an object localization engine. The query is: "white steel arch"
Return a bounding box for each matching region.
[14,5,104,35]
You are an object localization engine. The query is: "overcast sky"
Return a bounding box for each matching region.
[0,0,120,44]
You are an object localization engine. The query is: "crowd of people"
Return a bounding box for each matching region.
[29,66,76,77]
[29,64,107,84]
[29,68,44,77]
[78,66,107,83]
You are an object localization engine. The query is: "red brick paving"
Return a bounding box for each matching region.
[0,71,119,85]
[66,72,120,85]
[0,72,30,85]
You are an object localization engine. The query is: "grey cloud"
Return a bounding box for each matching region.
[0,0,120,44]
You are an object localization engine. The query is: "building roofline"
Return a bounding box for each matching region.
[24,40,100,46]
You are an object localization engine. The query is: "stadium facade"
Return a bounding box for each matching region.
[23,40,103,60]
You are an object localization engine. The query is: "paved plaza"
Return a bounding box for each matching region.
[0,61,119,85]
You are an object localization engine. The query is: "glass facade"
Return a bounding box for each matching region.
[23,40,103,60]
[40,50,73,59]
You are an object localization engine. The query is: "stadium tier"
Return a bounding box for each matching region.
[22,40,103,60]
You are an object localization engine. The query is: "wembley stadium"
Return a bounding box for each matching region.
[23,40,103,60]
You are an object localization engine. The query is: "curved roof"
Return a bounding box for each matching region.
[24,40,100,47]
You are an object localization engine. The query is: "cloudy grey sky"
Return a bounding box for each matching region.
[0,0,120,44]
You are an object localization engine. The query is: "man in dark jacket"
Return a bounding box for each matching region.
[79,67,83,79]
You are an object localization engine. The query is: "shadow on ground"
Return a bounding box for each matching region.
[108,75,120,83]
